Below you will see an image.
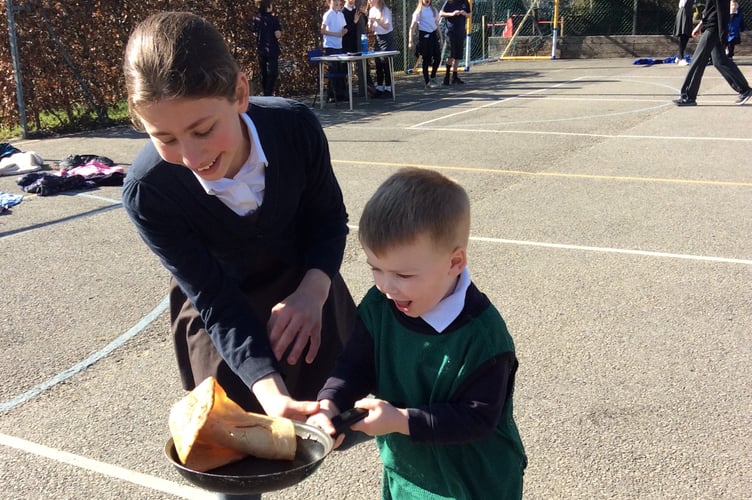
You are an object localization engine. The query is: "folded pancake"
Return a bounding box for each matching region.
[169,376,297,472]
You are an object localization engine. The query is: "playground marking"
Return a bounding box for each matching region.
[0,296,169,414]
[346,225,751,266]
[332,160,752,187]
[0,433,212,499]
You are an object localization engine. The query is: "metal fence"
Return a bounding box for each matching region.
[391,0,752,69]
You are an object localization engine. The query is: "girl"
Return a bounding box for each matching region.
[409,0,442,89]
[368,0,395,96]
[673,0,695,65]
[122,12,357,498]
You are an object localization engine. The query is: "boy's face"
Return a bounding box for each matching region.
[136,73,250,181]
[363,233,466,318]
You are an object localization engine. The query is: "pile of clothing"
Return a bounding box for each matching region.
[17,154,124,196]
[0,142,43,177]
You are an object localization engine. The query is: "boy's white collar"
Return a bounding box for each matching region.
[421,267,471,333]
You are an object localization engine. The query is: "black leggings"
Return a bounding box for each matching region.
[418,30,440,83]
[677,34,690,58]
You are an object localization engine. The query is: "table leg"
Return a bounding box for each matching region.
[319,61,324,110]
[388,56,396,101]
[347,62,353,111]
[361,58,369,102]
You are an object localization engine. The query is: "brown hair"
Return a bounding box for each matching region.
[123,11,240,130]
[359,168,470,256]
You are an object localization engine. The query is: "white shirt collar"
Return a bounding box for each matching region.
[421,267,471,333]
[194,114,267,215]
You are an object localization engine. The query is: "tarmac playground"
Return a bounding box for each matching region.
[1,57,751,499]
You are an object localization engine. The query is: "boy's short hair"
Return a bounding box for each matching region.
[359,168,470,256]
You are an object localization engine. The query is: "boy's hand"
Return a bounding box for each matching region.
[350,397,409,436]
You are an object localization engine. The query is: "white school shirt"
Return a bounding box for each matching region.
[322,9,347,49]
[421,267,472,333]
[193,114,267,216]
[412,6,439,32]
[369,6,393,35]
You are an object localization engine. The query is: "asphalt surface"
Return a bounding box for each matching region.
[1,58,750,499]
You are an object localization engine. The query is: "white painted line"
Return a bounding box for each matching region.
[0,296,170,413]
[408,126,752,142]
[0,433,213,499]
[471,236,752,266]
[346,226,751,265]
[75,193,122,204]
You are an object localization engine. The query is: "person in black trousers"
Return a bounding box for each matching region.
[674,0,752,106]
[252,0,282,96]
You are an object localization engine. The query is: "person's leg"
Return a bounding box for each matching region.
[266,56,278,96]
[679,29,713,101]
[216,493,261,500]
[452,37,464,84]
[431,33,440,79]
[678,34,689,59]
[259,56,269,96]
[709,33,750,95]
[419,36,430,85]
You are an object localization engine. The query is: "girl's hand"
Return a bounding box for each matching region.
[268,269,330,364]
[350,397,409,436]
[252,373,320,421]
[306,401,347,448]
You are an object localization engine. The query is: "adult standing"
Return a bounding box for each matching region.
[673,0,694,65]
[122,15,357,500]
[674,0,752,106]
[252,0,282,96]
[440,0,471,85]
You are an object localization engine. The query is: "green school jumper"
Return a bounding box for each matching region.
[358,287,527,500]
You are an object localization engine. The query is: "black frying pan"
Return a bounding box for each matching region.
[164,408,367,495]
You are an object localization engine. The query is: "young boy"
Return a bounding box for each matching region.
[309,168,527,499]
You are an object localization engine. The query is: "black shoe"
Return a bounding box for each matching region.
[736,89,752,105]
[442,78,451,86]
[673,96,696,106]
[452,75,465,84]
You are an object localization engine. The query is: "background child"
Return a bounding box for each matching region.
[368,0,395,97]
[321,0,349,101]
[440,0,471,85]
[673,0,695,65]
[727,0,745,59]
[309,168,527,499]
[408,0,442,89]
[252,0,282,96]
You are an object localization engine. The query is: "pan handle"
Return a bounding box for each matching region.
[331,407,368,434]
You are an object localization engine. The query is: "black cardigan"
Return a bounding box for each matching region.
[122,97,349,388]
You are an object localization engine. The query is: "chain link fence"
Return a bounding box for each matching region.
[393,0,752,68]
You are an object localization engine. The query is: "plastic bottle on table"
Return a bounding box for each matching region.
[361,33,368,54]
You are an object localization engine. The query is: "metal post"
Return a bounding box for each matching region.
[5,0,27,138]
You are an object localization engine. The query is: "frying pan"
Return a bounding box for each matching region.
[164,408,367,495]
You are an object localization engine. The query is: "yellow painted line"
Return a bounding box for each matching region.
[332,160,752,188]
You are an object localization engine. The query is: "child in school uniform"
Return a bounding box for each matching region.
[309,168,527,500]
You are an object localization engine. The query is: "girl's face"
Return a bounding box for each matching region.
[136,73,251,181]
[363,233,466,318]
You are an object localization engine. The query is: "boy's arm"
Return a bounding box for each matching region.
[406,352,517,443]
[317,316,376,412]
